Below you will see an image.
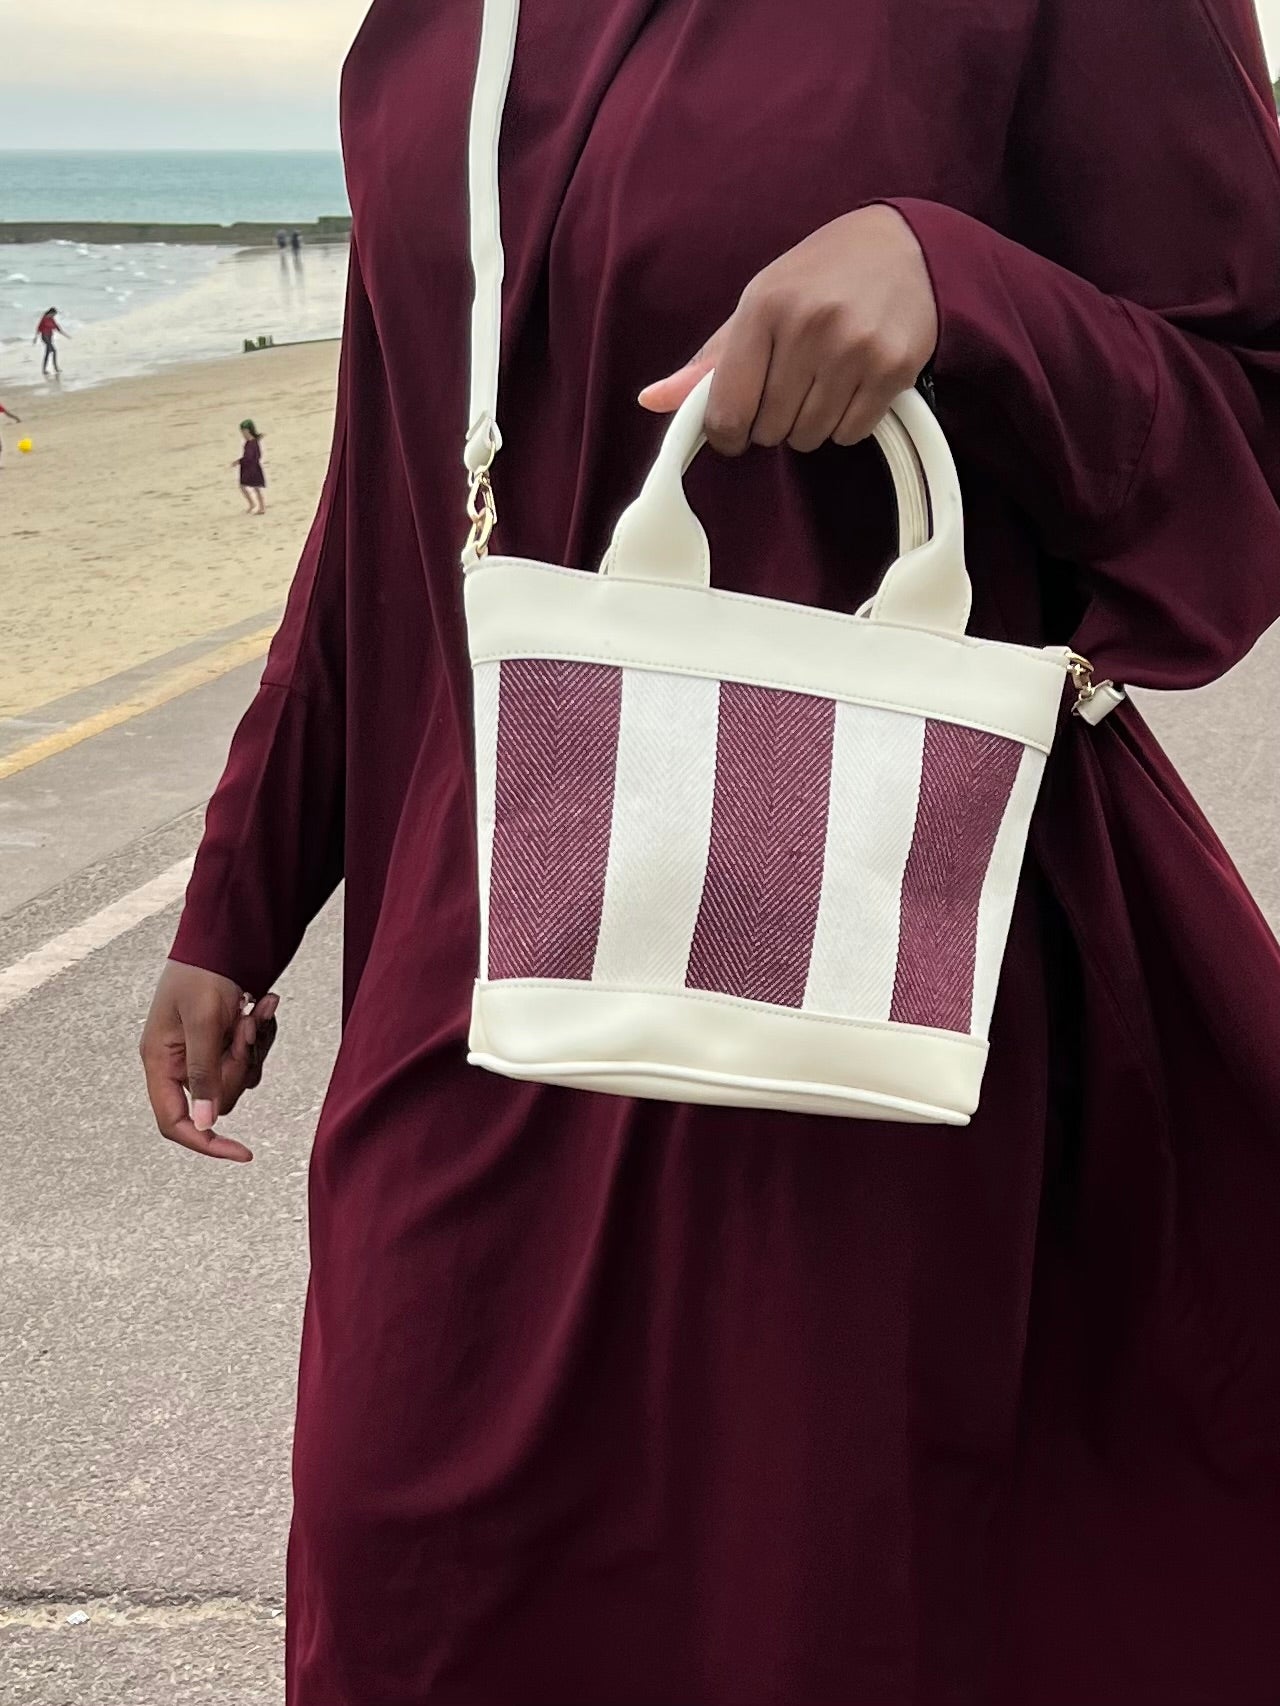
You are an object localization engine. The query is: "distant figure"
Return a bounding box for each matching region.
[276,228,289,252]
[33,308,68,377]
[290,229,303,257]
[233,419,267,515]
[0,400,22,467]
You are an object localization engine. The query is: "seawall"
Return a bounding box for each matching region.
[0,216,353,247]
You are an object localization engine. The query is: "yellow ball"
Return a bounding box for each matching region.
[17,438,33,454]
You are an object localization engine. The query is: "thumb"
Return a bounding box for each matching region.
[185,1009,228,1132]
[638,325,728,414]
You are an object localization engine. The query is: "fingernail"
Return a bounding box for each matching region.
[192,1099,216,1132]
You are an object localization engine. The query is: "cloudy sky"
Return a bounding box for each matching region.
[0,0,369,150]
[1,0,1279,152]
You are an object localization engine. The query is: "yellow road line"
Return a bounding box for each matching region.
[0,625,276,784]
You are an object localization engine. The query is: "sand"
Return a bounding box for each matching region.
[0,340,340,719]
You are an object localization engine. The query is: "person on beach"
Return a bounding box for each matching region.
[0,400,22,466]
[142,3,1280,1701]
[33,308,67,377]
[233,420,266,514]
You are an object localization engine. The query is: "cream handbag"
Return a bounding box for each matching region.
[460,0,1122,1124]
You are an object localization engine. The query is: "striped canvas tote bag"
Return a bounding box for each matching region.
[460,0,1123,1125]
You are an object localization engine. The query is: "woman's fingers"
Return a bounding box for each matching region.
[832,371,908,449]
[637,207,937,456]
[219,991,282,1114]
[702,306,775,456]
[139,963,258,1163]
[140,1028,254,1164]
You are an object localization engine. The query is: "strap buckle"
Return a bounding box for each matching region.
[466,469,498,559]
[1068,652,1126,724]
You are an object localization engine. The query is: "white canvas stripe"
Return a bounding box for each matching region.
[0,857,195,1018]
[970,746,1044,1040]
[803,703,925,1022]
[591,670,720,989]
[472,661,502,980]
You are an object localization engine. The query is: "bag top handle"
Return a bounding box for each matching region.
[461,0,974,639]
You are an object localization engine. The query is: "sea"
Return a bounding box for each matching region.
[0,152,351,391]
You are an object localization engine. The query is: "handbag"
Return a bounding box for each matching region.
[460,0,1124,1124]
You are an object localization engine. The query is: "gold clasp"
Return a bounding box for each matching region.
[1067,652,1096,705]
[466,470,497,558]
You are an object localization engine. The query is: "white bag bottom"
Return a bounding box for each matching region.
[469,981,985,1126]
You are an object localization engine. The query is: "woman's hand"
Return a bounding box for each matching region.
[639,205,937,455]
[140,961,280,1163]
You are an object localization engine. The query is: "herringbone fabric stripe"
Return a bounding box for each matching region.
[889,721,1023,1032]
[686,682,836,1008]
[488,658,622,982]
[472,661,502,981]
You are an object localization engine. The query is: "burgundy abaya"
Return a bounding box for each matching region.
[171,3,1280,1700]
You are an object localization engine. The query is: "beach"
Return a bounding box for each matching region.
[0,338,340,718]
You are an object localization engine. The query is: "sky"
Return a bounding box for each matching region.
[0,0,1279,152]
[0,0,369,151]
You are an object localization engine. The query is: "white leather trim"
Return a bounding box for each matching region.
[465,0,520,466]
[1075,680,1127,726]
[969,746,1044,1042]
[469,981,986,1124]
[467,558,1070,754]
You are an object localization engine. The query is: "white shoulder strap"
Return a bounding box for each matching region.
[461,0,933,577]
[465,0,521,519]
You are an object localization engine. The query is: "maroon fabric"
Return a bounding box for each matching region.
[686,682,835,1008]
[238,437,266,489]
[489,658,621,983]
[891,723,1024,1033]
[169,2,1280,1701]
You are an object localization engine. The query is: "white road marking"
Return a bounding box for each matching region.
[0,856,195,1017]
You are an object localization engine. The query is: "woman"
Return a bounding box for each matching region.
[141,2,1280,1700]
[33,307,68,377]
[233,420,267,515]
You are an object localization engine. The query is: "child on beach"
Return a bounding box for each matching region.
[0,401,22,466]
[33,309,68,377]
[233,420,266,515]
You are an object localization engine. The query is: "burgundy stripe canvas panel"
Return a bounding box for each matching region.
[488,659,622,982]
[890,721,1023,1033]
[687,682,836,1009]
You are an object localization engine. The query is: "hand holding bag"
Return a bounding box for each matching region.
[461,0,1123,1124]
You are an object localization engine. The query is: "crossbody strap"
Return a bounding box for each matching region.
[463,0,521,564]
[461,0,931,573]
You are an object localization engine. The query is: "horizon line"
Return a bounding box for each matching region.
[0,145,342,156]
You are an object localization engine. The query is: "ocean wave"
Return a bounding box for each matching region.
[5,272,31,284]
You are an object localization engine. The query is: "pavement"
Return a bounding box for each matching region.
[0,640,342,1704]
[0,613,1277,1704]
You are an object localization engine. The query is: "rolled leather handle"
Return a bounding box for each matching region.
[603,372,972,637]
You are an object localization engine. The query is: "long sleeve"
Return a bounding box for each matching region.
[168,275,357,995]
[884,0,1280,689]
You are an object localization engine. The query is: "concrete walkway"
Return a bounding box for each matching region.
[0,619,1277,1702]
